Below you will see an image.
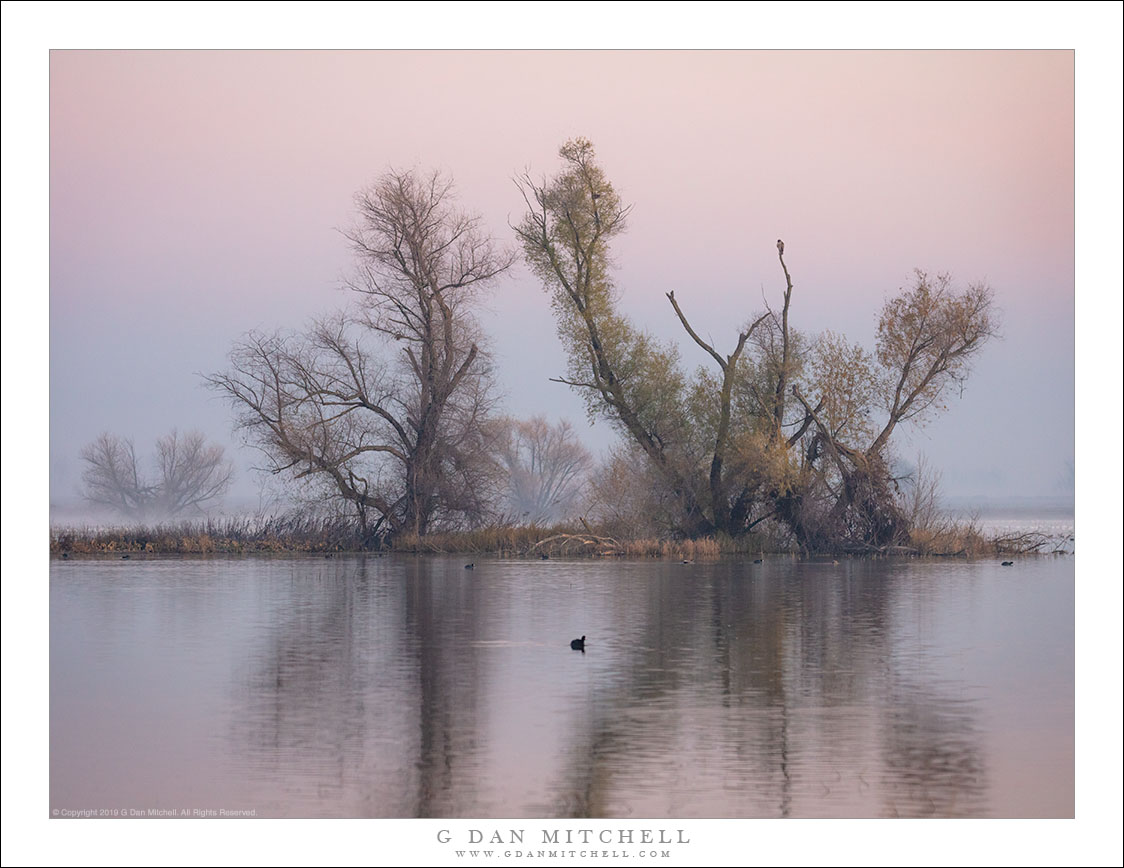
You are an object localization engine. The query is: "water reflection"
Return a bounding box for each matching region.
[50,555,1073,817]
[881,684,985,817]
[542,563,992,818]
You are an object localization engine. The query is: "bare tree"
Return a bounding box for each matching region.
[207,169,513,540]
[901,453,945,532]
[80,430,233,521]
[587,443,679,538]
[495,416,592,524]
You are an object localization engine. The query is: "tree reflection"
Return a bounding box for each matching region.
[879,685,986,817]
[232,556,493,816]
[548,561,989,818]
[231,557,991,817]
[402,557,490,817]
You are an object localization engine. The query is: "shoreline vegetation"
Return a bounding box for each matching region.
[50,515,1072,560]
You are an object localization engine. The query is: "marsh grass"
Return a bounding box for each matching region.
[50,514,1070,559]
[50,514,372,556]
[906,515,1072,557]
[390,524,567,556]
[389,525,722,560]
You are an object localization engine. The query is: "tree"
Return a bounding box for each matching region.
[518,139,998,551]
[495,416,592,524]
[586,443,678,539]
[515,139,699,531]
[787,271,997,550]
[80,429,233,521]
[207,169,513,540]
[515,138,804,538]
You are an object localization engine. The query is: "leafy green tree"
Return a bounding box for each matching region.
[516,139,804,538]
[788,271,998,550]
[518,139,998,552]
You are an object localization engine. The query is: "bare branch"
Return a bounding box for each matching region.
[208,168,511,538]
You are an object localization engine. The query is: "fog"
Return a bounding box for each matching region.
[45,50,1076,518]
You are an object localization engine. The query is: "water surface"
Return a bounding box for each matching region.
[50,555,1074,817]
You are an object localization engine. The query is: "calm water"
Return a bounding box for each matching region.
[50,555,1074,818]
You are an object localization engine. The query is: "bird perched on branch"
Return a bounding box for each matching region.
[777,239,785,256]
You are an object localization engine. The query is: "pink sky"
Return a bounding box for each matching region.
[46,49,1074,501]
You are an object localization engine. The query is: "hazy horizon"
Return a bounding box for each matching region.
[48,50,1075,513]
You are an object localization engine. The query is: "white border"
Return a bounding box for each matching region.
[4,3,1120,866]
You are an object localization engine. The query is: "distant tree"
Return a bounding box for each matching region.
[900,453,945,532]
[495,416,592,524]
[80,430,233,521]
[586,443,676,539]
[207,169,514,540]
